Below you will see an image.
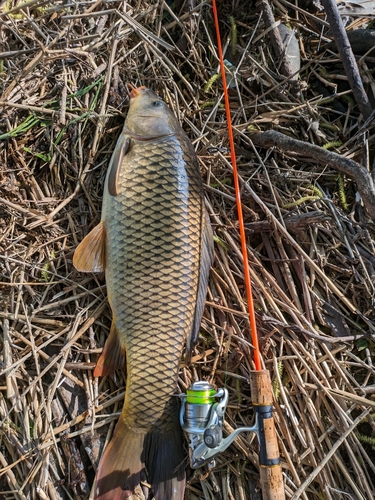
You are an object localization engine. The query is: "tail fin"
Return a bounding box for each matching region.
[94,417,185,500]
[146,424,186,500]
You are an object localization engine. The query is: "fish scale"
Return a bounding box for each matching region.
[104,136,202,429]
[73,87,213,500]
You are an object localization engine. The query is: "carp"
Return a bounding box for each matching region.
[73,86,213,500]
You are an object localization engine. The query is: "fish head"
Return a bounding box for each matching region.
[126,86,180,138]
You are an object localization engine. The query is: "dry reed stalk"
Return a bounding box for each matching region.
[0,1,375,499]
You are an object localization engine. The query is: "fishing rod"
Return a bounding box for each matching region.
[179,2,286,499]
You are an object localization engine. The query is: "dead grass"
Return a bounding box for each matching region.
[1,0,375,499]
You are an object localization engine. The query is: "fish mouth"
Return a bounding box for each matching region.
[128,84,147,99]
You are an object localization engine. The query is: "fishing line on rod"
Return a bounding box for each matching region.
[210,0,261,371]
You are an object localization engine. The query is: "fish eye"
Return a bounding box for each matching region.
[152,100,163,107]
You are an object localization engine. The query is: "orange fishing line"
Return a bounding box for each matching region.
[211,0,262,371]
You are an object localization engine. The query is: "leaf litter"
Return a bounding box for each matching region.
[1,1,375,499]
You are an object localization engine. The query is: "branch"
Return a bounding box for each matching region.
[257,0,296,81]
[320,0,373,120]
[250,130,375,219]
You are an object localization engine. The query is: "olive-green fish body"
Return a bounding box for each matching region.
[73,87,213,500]
[103,134,203,429]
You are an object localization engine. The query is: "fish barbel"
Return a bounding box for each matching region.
[73,86,214,500]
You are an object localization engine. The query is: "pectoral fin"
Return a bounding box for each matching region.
[73,221,106,273]
[94,321,126,377]
[108,134,130,196]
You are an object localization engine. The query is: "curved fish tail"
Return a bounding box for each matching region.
[147,423,186,500]
[94,417,186,500]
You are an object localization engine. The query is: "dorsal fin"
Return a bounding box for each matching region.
[73,221,106,273]
[108,134,130,196]
[186,212,214,360]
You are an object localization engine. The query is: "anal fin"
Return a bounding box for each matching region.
[73,221,106,273]
[94,321,125,377]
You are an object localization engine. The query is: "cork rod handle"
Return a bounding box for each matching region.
[250,370,285,500]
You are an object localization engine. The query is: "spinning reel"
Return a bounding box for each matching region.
[179,381,260,469]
